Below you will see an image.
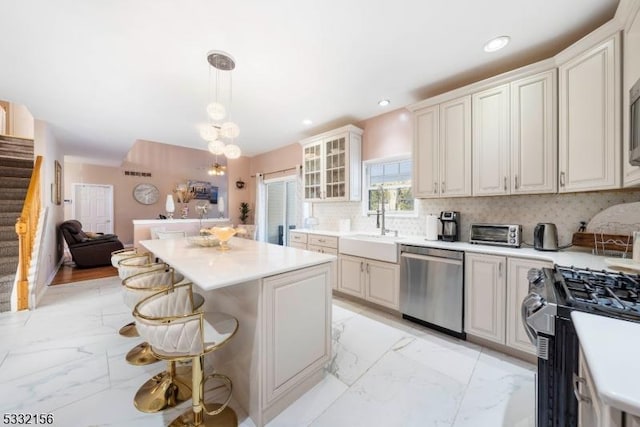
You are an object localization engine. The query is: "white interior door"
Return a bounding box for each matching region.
[73,184,114,234]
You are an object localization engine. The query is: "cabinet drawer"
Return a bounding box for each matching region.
[308,244,338,255]
[290,232,308,244]
[308,235,338,248]
[290,242,307,250]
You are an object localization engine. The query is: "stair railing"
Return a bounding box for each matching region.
[14,155,42,310]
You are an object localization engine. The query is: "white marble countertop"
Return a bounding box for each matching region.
[291,228,612,270]
[572,311,640,417]
[139,237,336,290]
[133,218,230,225]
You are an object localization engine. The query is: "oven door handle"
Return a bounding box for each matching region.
[521,293,539,345]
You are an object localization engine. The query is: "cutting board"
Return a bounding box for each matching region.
[586,202,640,234]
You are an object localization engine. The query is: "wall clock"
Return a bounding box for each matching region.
[133,183,160,205]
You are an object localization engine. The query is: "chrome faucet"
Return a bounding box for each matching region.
[368,185,398,236]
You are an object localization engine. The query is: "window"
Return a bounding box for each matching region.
[364,158,415,215]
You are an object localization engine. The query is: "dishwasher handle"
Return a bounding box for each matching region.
[400,252,463,266]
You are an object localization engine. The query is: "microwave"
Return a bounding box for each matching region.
[470,224,522,248]
[630,77,640,165]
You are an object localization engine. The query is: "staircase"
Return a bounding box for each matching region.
[0,135,34,312]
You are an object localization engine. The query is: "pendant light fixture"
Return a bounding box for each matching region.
[202,50,242,159]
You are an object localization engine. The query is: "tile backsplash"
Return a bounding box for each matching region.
[311,189,640,246]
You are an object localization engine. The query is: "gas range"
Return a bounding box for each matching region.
[524,265,640,427]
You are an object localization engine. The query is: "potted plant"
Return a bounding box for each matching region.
[239,202,251,225]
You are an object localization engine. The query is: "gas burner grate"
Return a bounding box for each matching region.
[555,265,640,318]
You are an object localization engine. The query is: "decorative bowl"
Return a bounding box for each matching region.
[187,235,221,247]
[209,226,238,251]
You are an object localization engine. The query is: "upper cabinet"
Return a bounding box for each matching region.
[300,125,363,202]
[558,33,621,193]
[413,95,472,198]
[472,84,511,196]
[473,71,557,196]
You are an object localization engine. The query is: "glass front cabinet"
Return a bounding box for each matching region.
[301,125,363,202]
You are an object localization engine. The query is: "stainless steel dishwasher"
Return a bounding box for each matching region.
[399,244,465,339]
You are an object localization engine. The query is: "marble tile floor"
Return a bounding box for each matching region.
[0,276,535,427]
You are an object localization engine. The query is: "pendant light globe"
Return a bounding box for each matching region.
[220,122,240,139]
[208,140,226,155]
[206,102,226,121]
[200,125,219,142]
[224,144,242,159]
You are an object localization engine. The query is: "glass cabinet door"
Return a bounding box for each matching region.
[304,142,322,200]
[324,135,346,199]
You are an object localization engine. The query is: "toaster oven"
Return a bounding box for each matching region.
[470,224,522,247]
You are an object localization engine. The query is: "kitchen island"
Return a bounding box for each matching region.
[139,237,336,427]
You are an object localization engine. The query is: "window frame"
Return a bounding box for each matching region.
[361,155,417,218]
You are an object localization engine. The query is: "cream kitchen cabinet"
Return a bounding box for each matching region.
[558,32,621,193]
[289,231,339,289]
[576,348,623,427]
[338,254,399,310]
[466,253,550,355]
[300,125,363,202]
[473,70,557,196]
[472,84,510,196]
[465,253,506,344]
[413,95,472,198]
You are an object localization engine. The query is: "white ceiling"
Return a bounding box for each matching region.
[0,0,619,164]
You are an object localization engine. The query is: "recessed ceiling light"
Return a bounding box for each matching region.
[483,36,510,53]
[302,119,313,125]
[378,99,390,107]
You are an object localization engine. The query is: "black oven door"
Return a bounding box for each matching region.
[536,313,578,427]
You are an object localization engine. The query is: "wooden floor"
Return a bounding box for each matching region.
[50,264,118,285]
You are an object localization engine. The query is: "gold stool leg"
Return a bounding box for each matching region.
[169,356,237,427]
[126,342,160,365]
[134,361,192,413]
[119,321,139,337]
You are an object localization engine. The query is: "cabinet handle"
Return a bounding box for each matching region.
[318,239,326,243]
[360,261,364,272]
[572,374,592,405]
[433,182,437,194]
[515,175,518,190]
[366,263,370,274]
[503,176,507,191]
[441,181,445,193]
[498,262,502,277]
[560,172,565,187]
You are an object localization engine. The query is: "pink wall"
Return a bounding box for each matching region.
[64,140,229,245]
[358,108,413,161]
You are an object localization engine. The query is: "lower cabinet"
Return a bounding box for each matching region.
[576,348,623,427]
[338,254,399,310]
[289,231,339,289]
[465,253,551,355]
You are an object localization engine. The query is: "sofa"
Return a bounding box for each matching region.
[60,220,124,268]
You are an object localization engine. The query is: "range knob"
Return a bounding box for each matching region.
[527,268,543,286]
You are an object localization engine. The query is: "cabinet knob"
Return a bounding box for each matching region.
[441,181,445,193]
[560,172,566,187]
[504,176,507,191]
[515,175,519,190]
[433,183,437,194]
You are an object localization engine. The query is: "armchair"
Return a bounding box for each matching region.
[60,220,124,268]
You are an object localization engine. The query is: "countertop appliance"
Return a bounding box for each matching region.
[522,265,640,426]
[439,211,459,242]
[469,223,522,247]
[629,76,640,166]
[399,244,465,339]
[533,223,559,251]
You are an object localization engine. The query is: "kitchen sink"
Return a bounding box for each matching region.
[339,234,400,263]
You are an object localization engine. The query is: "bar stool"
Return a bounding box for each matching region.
[134,283,238,427]
[115,253,153,337]
[111,247,140,268]
[123,267,196,412]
